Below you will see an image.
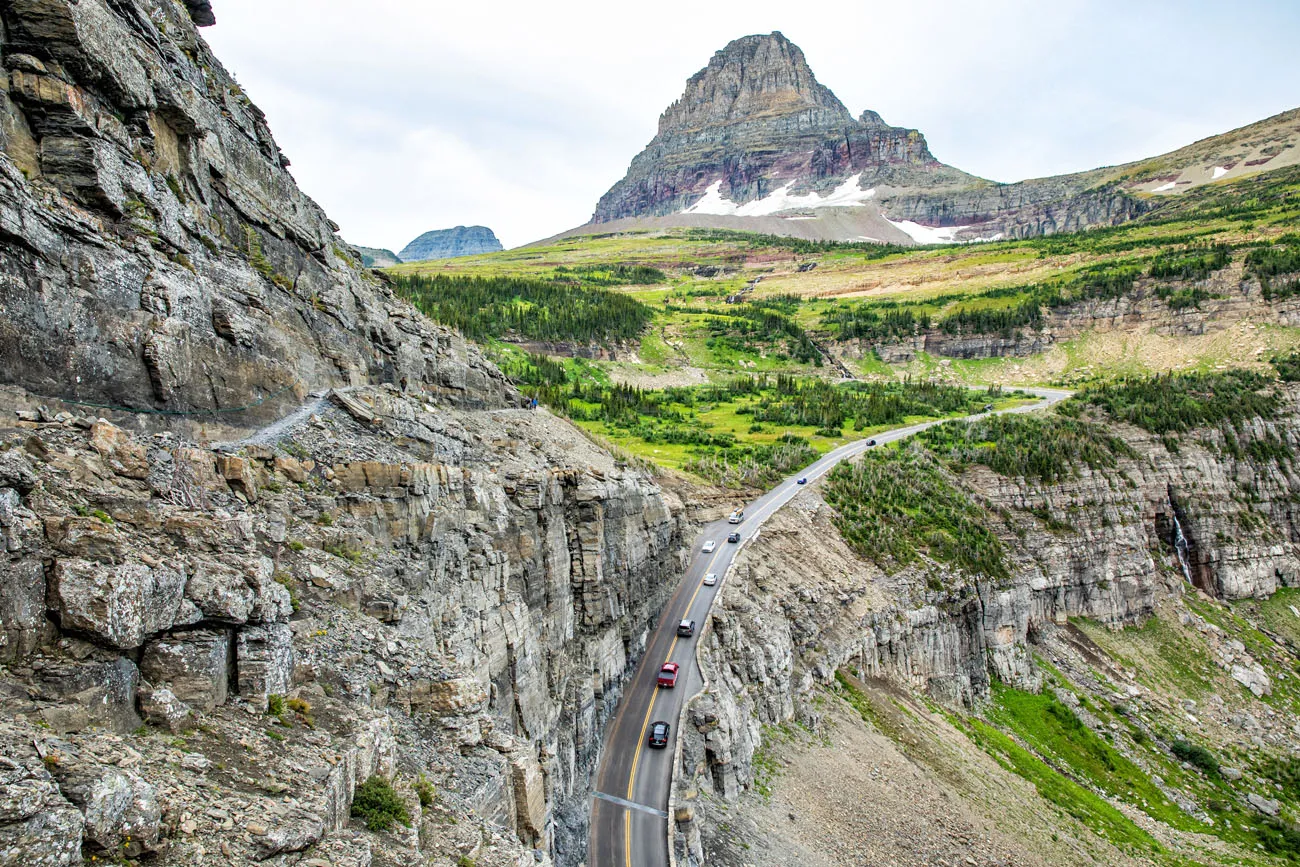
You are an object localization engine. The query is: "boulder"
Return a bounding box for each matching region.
[237,623,293,707]
[137,683,191,732]
[0,450,37,494]
[251,808,325,859]
[34,653,141,733]
[88,422,149,479]
[48,558,186,649]
[0,755,84,866]
[1248,792,1281,817]
[404,676,488,716]
[185,562,255,623]
[0,559,47,662]
[1231,663,1272,698]
[140,629,231,712]
[52,762,161,856]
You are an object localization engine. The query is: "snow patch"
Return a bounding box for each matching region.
[1212,166,1229,179]
[683,173,878,216]
[886,219,971,245]
[1150,181,1178,193]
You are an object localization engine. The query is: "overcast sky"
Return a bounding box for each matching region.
[204,1,1300,251]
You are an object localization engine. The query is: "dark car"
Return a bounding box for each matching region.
[797,477,808,485]
[677,619,696,637]
[727,532,741,543]
[866,439,877,447]
[648,720,671,748]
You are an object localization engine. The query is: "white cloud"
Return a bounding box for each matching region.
[204,0,1300,249]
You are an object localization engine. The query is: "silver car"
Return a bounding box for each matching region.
[703,572,718,586]
[701,541,717,554]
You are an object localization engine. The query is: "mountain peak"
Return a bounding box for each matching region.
[590,32,970,224]
[658,32,851,136]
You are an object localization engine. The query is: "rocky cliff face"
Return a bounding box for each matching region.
[0,3,690,864]
[0,0,514,423]
[398,226,504,262]
[672,395,1300,859]
[836,261,1300,365]
[0,386,686,864]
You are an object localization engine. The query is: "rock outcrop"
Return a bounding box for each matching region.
[0,0,511,423]
[399,225,504,262]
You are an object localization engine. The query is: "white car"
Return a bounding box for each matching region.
[701,541,717,554]
[703,573,718,586]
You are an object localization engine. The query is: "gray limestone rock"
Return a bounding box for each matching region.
[0,756,84,866]
[51,761,162,856]
[136,684,191,733]
[0,559,48,663]
[237,623,294,707]
[140,629,231,712]
[49,559,186,649]
[34,652,141,733]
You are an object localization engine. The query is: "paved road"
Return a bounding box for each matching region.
[586,388,1072,867]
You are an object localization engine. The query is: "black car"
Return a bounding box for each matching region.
[648,720,671,748]
[727,532,741,543]
[797,477,807,485]
[866,439,877,447]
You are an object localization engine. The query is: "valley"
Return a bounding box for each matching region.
[1,4,1300,867]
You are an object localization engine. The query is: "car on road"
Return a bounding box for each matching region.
[796,477,807,485]
[648,720,671,748]
[728,509,744,524]
[867,439,877,447]
[657,662,680,688]
[983,403,994,412]
[701,540,716,554]
[677,619,696,637]
[727,532,741,543]
[703,572,718,586]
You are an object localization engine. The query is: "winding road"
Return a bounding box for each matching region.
[586,387,1072,867]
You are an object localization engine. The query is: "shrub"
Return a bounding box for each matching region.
[1169,739,1219,776]
[351,776,411,832]
[415,774,435,808]
[266,694,285,718]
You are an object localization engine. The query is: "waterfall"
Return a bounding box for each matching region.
[1172,512,1193,585]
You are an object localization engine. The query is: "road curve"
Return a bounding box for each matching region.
[587,387,1072,867]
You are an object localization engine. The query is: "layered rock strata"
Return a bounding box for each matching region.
[0,384,685,863]
[0,0,510,423]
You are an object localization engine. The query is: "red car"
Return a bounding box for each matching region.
[656,662,680,688]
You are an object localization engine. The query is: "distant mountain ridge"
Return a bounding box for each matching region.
[399,226,503,262]
[353,245,401,268]
[573,32,1300,246]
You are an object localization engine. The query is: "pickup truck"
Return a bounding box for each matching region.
[656,662,680,688]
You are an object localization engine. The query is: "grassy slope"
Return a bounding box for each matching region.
[391,166,1300,392]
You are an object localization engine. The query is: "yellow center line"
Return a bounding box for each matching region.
[622,552,719,864]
